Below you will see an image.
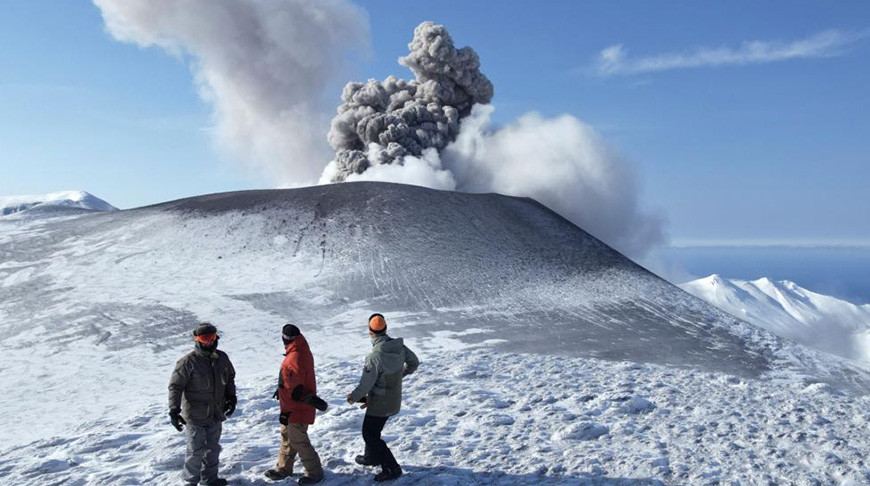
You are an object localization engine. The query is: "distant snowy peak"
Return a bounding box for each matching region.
[682,275,870,364]
[0,190,116,216]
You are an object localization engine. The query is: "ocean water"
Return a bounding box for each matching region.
[656,246,870,305]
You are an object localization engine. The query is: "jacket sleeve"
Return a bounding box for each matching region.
[225,356,237,399]
[349,354,379,403]
[168,358,189,411]
[403,345,420,376]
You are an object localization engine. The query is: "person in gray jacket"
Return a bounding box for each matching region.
[169,323,237,486]
[346,313,419,482]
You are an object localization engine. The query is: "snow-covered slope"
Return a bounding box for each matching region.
[1,182,869,484]
[0,190,116,217]
[681,274,870,364]
[3,350,868,485]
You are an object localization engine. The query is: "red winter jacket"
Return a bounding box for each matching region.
[278,334,317,424]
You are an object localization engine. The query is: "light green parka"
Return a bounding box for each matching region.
[349,334,419,417]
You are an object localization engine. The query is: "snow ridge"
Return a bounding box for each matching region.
[0,190,116,217]
[681,274,870,364]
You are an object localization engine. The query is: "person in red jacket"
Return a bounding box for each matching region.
[265,324,324,484]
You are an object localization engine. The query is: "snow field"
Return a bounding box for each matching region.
[2,350,868,485]
[3,185,870,484]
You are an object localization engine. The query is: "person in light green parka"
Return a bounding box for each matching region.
[346,313,419,482]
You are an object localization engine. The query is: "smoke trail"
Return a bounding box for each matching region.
[324,22,664,256]
[93,0,368,186]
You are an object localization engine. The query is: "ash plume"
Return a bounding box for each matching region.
[323,21,664,257]
[323,21,493,181]
[93,0,368,186]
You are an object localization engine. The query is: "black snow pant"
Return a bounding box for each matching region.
[362,414,400,471]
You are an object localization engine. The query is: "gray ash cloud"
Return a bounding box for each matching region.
[326,22,493,181]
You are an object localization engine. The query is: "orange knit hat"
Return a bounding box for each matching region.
[368,313,387,333]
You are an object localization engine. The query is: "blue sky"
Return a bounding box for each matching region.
[1,1,868,245]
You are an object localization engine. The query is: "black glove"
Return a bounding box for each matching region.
[279,411,289,425]
[292,385,329,412]
[304,394,328,412]
[169,409,186,432]
[224,395,237,417]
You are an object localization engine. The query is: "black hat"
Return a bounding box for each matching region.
[282,324,300,341]
[193,322,218,336]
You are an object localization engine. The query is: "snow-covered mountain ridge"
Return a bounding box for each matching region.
[2,182,869,484]
[0,190,116,217]
[681,274,870,364]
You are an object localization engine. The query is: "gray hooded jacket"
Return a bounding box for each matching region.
[168,347,236,426]
[350,334,419,417]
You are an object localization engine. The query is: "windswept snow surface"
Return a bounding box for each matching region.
[3,351,870,485]
[0,190,117,217]
[1,182,869,484]
[682,275,870,364]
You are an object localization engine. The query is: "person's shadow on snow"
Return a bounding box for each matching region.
[231,465,667,485]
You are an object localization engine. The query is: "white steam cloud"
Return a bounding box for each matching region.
[444,105,664,256]
[93,0,368,185]
[324,22,663,256]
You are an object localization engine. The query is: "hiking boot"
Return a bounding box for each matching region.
[264,469,291,480]
[297,474,324,485]
[203,479,228,486]
[374,466,402,482]
[355,455,377,466]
